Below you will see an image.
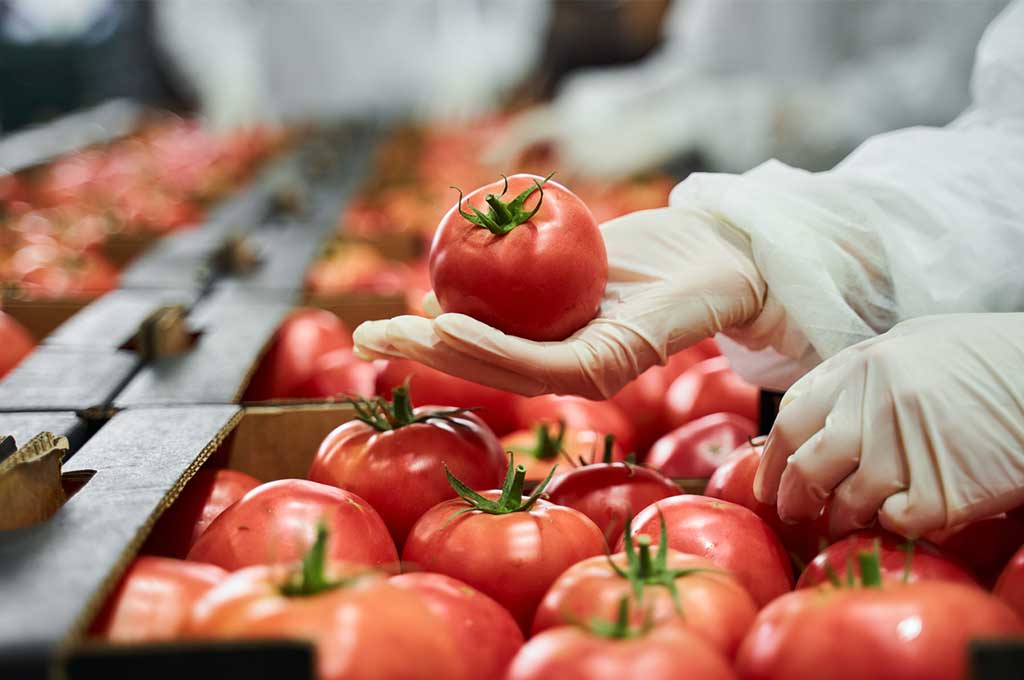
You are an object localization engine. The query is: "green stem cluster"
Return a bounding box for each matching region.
[444,455,557,524]
[451,173,554,235]
[279,523,363,597]
[348,385,473,432]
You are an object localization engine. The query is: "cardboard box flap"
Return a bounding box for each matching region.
[114,287,293,407]
[0,432,69,530]
[0,347,139,412]
[0,406,240,657]
[44,289,199,350]
[0,413,89,456]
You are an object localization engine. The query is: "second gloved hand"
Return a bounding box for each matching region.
[353,207,765,399]
[755,313,1024,538]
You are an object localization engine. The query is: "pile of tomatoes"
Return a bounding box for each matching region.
[90,306,1024,679]
[0,118,282,301]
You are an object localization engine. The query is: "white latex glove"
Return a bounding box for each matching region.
[353,207,765,399]
[754,313,1024,539]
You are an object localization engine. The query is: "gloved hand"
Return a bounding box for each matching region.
[353,207,765,399]
[754,313,1024,539]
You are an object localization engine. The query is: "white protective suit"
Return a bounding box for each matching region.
[154,0,548,127]
[490,0,1009,174]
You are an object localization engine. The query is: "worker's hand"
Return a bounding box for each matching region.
[755,313,1024,539]
[353,207,765,399]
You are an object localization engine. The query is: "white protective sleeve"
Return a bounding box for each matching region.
[670,0,1024,391]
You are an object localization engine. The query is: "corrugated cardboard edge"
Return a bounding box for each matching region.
[0,432,69,530]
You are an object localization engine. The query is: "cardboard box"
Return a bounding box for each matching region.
[1,295,95,342]
[0,403,353,679]
[0,345,139,412]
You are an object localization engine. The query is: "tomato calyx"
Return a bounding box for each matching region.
[347,385,475,432]
[450,172,554,235]
[611,513,715,615]
[585,596,653,640]
[508,421,567,462]
[821,539,896,589]
[279,524,367,597]
[443,454,557,522]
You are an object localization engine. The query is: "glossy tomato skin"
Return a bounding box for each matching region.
[0,311,35,379]
[430,174,607,342]
[705,439,829,565]
[544,463,680,545]
[91,556,226,642]
[187,480,397,571]
[797,531,977,589]
[188,568,466,680]
[377,359,522,436]
[622,496,793,608]
[403,493,605,631]
[146,468,261,558]
[927,514,1024,586]
[244,308,352,401]
[665,357,759,428]
[500,427,625,483]
[391,572,523,678]
[532,551,756,658]
[515,395,636,454]
[647,413,757,479]
[295,347,378,399]
[507,624,736,680]
[735,581,1023,680]
[995,544,1024,619]
[308,408,506,548]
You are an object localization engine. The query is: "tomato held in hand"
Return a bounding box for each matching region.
[391,572,524,678]
[187,479,397,571]
[797,531,977,589]
[500,423,625,484]
[377,358,522,436]
[621,495,793,608]
[544,443,679,545]
[510,599,735,680]
[429,173,607,341]
[533,517,756,658]
[308,386,506,548]
[146,468,261,558]
[91,556,226,642]
[515,395,636,454]
[646,413,757,479]
[244,308,352,401]
[188,527,466,680]
[995,544,1024,619]
[665,357,758,428]
[0,310,35,379]
[736,552,1022,680]
[403,458,605,631]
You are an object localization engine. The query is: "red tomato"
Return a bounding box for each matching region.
[308,386,506,548]
[665,357,759,428]
[544,461,680,545]
[0,311,35,379]
[429,173,607,341]
[532,532,756,657]
[646,413,757,479]
[621,495,793,608]
[610,345,710,454]
[391,572,523,678]
[797,531,977,589]
[377,358,522,436]
[188,531,466,680]
[515,395,636,454]
[403,461,605,631]
[500,423,624,483]
[508,618,735,680]
[146,468,261,558]
[244,308,352,401]
[994,544,1024,619]
[91,556,226,642]
[704,438,829,565]
[926,514,1024,586]
[187,479,397,571]
[736,580,1022,680]
[296,348,378,399]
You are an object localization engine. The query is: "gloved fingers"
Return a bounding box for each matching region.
[879,490,947,539]
[353,316,549,395]
[433,312,659,399]
[421,290,442,319]
[776,385,864,523]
